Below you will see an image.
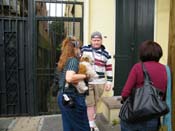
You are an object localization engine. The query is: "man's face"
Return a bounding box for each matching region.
[91,37,102,49]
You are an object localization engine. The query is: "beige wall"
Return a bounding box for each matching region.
[83,0,170,84]
[89,0,115,58]
[83,0,116,113]
[84,0,116,87]
[83,0,171,114]
[155,0,170,64]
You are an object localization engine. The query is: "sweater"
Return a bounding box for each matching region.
[81,45,113,84]
[121,61,167,98]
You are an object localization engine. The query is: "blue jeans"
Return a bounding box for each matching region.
[120,118,160,131]
[58,92,90,131]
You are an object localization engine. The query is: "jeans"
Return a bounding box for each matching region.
[120,118,160,131]
[58,92,90,131]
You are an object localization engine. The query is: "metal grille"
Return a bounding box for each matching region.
[0,0,33,116]
[0,0,28,17]
[0,0,83,116]
[35,0,84,114]
[4,20,19,114]
[0,0,28,116]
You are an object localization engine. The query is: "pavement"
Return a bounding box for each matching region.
[0,114,63,131]
[0,114,120,131]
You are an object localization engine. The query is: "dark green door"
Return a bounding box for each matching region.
[114,0,155,95]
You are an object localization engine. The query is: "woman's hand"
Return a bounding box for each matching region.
[66,70,86,83]
[120,97,127,104]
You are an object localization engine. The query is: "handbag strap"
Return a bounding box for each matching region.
[141,63,152,82]
[62,59,71,93]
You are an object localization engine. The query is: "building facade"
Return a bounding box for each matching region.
[0,2,174,127]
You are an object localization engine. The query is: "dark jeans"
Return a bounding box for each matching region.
[120,118,160,131]
[58,92,90,131]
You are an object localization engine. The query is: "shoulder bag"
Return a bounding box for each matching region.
[119,63,169,122]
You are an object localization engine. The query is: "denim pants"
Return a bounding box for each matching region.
[120,118,160,131]
[58,92,90,131]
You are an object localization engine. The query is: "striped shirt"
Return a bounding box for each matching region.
[81,45,113,84]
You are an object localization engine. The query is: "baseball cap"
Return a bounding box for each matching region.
[91,31,102,39]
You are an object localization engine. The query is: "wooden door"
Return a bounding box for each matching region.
[114,0,155,95]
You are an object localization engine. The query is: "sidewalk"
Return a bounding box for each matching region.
[0,114,63,131]
[0,114,120,131]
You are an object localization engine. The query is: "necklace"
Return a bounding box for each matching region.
[92,48,104,74]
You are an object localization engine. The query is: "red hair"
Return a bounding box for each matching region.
[57,37,82,71]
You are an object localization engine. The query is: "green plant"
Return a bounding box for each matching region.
[112,119,120,126]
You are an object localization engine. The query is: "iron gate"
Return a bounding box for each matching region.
[0,0,29,116]
[35,0,84,115]
[0,0,84,116]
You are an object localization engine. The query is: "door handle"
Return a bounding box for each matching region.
[130,43,135,51]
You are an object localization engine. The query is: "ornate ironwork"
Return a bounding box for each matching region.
[0,0,83,116]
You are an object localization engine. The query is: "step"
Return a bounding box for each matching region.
[100,96,122,124]
[96,113,121,131]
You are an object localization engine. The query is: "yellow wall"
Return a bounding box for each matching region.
[82,0,171,115]
[84,0,116,86]
[84,0,171,82]
[155,0,170,64]
[83,0,116,113]
[89,0,115,58]
[83,0,171,83]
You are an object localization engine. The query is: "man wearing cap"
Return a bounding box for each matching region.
[81,31,113,131]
